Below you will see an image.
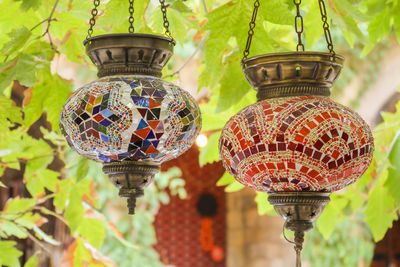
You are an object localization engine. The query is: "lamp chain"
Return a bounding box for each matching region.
[159,0,175,43]
[242,0,260,62]
[128,0,135,33]
[86,0,100,40]
[293,0,304,51]
[318,0,335,55]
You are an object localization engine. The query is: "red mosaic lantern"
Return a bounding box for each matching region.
[220,91,373,193]
[218,1,374,265]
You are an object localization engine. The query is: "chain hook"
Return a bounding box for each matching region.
[318,0,335,58]
[86,0,100,41]
[293,0,305,52]
[128,0,135,33]
[242,0,260,63]
[159,0,175,45]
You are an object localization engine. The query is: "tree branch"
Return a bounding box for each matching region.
[26,230,52,255]
[201,0,208,14]
[30,0,60,50]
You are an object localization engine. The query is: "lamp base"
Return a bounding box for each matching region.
[268,192,331,267]
[103,161,160,215]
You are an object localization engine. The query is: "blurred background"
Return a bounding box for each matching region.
[0,0,399,266]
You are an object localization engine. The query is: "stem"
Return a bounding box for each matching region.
[26,230,52,255]
[201,0,208,14]
[30,0,60,50]
[0,153,55,164]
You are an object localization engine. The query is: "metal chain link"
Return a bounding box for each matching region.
[86,0,100,40]
[318,0,335,55]
[128,0,134,33]
[293,0,304,51]
[159,0,174,43]
[243,0,260,61]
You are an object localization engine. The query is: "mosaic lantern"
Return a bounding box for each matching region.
[60,0,201,215]
[220,53,373,194]
[219,1,373,265]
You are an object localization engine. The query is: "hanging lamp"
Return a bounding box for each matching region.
[218,0,373,265]
[60,0,201,214]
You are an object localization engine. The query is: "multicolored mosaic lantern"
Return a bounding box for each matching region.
[219,0,374,265]
[60,2,201,214]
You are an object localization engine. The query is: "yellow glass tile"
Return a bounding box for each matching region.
[94,96,102,105]
[86,104,93,113]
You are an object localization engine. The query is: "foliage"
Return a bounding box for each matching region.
[303,211,374,267]
[0,0,399,266]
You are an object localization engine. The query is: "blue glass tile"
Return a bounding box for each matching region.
[151,140,160,148]
[100,119,112,127]
[137,119,148,130]
[101,109,113,117]
[146,130,155,140]
[142,139,151,147]
[100,133,109,142]
[98,154,111,162]
[131,96,149,108]
[93,105,100,115]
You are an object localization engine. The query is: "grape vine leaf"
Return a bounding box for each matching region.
[385,130,400,206]
[0,241,23,267]
[199,132,220,166]
[365,170,398,241]
[24,71,72,131]
[24,255,39,267]
[316,194,349,239]
[1,26,32,56]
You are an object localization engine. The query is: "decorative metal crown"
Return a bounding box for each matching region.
[242,52,344,100]
[84,33,175,78]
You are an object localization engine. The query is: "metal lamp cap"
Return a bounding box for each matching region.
[241,52,344,100]
[84,33,175,78]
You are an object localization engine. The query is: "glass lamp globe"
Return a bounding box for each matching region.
[219,52,374,233]
[220,95,373,192]
[60,34,201,214]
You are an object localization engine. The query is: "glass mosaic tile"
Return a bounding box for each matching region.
[60,75,201,163]
[219,96,374,192]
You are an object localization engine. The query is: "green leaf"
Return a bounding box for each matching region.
[254,192,274,215]
[5,198,36,213]
[368,6,391,43]
[259,0,292,25]
[24,71,72,131]
[25,163,59,197]
[1,26,32,56]
[64,190,84,231]
[0,240,23,267]
[0,54,38,93]
[73,238,93,267]
[0,220,27,238]
[216,172,236,186]
[53,178,75,212]
[199,132,220,166]
[385,130,400,205]
[23,255,39,267]
[225,180,245,192]
[217,57,251,111]
[19,0,41,11]
[14,212,40,229]
[0,97,23,133]
[317,194,349,239]
[365,171,398,241]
